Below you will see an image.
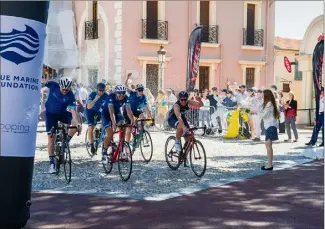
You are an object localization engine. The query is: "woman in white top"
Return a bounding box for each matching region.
[259,89,280,171]
[199,91,211,127]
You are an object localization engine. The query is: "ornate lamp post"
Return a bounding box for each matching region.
[157,45,166,90]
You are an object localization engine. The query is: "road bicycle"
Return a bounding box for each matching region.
[130,119,154,162]
[102,124,133,181]
[50,122,80,184]
[85,113,104,157]
[164,126,207,177]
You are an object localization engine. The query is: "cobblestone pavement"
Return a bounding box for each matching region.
[33,123,318,200]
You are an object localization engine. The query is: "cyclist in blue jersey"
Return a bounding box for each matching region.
[86,83,109,155]
[45,77,81,174]
[101,84,133,163]
[167,91,202,152]
[123,83,153,142]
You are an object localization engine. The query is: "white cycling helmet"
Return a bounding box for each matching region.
[59,77,73,90]
[115,84,127,92]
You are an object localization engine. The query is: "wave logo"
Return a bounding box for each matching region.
[0,122,30,134]
[0,25,39,65]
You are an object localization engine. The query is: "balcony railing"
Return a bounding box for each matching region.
[242,28,264,46]
[85,20,98,40]
[196,24,219,43]
[141,19,168,40]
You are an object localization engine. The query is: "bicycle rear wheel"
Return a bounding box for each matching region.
[164,136,181,170]
[189,140,206,177]
[63,143,72,184]
[118,141,132,181]
[140,130,153,162]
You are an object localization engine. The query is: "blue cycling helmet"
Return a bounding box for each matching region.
[178,91,189,99]
[97,83,105,90]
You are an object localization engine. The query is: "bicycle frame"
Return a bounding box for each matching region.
[131,119,154,146]
[111,126,128,162]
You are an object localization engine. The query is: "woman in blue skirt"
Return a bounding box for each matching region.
[260,89,280,170]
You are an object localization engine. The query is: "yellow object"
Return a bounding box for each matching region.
[223,108,240,139]
[240,109,249,122]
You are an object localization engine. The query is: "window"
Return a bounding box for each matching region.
[146,1,158,39]
[294,63,302,81]
[93,1,98,21]
[199,1,210,42]
[246,4,255,45]
[245,68,255,88]
[283,83,290,93]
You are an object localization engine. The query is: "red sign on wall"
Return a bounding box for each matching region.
[284,56,292,73]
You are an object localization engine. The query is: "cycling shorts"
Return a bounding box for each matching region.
[45,110,72,134]
[167,114,190,129]
[86,109,101,126]
[101,112,124,129]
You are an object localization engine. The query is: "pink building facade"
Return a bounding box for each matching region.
[74,1,275,95]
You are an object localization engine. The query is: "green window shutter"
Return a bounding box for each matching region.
[294,62,302,81]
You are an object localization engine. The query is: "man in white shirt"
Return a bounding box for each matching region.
[306,87,324,147]
[165,88,177,111]
[236,85,249,107]
[78,83,89,106]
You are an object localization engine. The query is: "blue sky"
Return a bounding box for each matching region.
[275,1,323,39]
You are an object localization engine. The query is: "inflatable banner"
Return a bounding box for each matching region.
[312,36,324,122]
[0,2,49,228]
[186,26,203,92]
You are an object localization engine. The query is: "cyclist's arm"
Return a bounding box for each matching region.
[188,99,203,108]
[125,73,134,91]
[174,104,186,129]
[69,102,81,125]
[87,93,99,110]
[108,105,116,124]
[125,105,134,123]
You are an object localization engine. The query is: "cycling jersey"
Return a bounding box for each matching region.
[167,101,190,128]
[45,81,76,114]
[87,91,109,112]
[102,93,128,118]
[124,91,148,113]
[101,93,128,129]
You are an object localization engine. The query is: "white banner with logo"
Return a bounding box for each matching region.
[0,16,46,157]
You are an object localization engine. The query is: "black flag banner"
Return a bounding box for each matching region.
[312,37,324,122]
[186,26,204,91]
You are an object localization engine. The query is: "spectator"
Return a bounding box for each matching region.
[189,90,201,126]
[260,89,279,171]
[251,89,264,141]
[247,88,256,138]
[144,88,155,109]
[284,91,298,142]
[165,88,177,111]
[78,83,89,106]
[222,91,237,107]
[156,90,168,129]
[237,85,249,106]
[306,87,324,147]
[278,92,286,134]
[207,87,219,113]
[199,90,211,127]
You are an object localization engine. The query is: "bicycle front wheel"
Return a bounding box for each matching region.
[164,136,181,170]
[118,141,132,181]
[140,130,153,162]
[189,140,207,177]
[63,143,72,184]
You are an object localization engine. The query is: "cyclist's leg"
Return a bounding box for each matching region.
[86,109,97,152]
[167,115,183,152]
[101,114,113,161]
[45,111,58,173]
[123,111,132,143]
[60,111,73,142]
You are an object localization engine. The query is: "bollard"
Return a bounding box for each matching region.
[0,2,49,228]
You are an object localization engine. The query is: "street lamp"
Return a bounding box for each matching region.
[157,45,166,90]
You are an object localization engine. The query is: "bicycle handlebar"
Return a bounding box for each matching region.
[49,125,81,138]
[182,125,207,137]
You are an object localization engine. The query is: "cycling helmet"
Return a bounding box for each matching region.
[136,84,144,90]
[115,84,127,92]
[178,91,189,99]
[59,77,73,90]
[96,82,106,91]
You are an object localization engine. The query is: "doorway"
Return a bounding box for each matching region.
[146,64,159,97]
[199,66,209,92]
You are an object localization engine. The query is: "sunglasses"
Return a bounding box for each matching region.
[137,89,144,92]
[98,89,104,92]
[180,98,188,102]
[61,89,69,93]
